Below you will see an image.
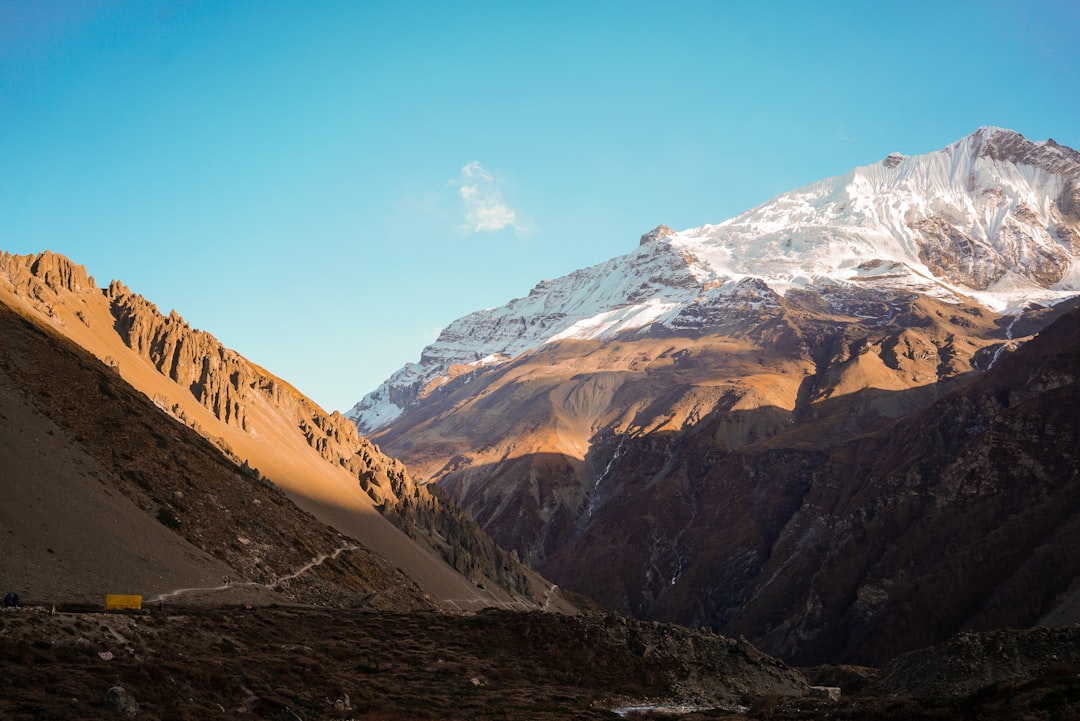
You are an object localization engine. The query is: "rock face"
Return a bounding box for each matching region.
[350,128,1080,664]
[0,293,432,608]
[556,305,1080,667]
[0,250,569,612]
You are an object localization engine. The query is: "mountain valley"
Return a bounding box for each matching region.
[3,127,1080,719]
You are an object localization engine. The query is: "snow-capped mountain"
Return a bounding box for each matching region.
[349,127,1080,433]
[347,127,1080,666]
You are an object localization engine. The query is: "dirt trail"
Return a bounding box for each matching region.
[149,542,358,603]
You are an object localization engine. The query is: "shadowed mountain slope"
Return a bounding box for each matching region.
[0,251,573,613]
[0,299,430,608]
[542,305,1080,666]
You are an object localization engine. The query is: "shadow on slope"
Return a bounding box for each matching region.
[0,250,573,613]
[0,299,435,610]
[517,311,1080,666]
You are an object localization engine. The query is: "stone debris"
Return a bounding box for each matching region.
[105,686,139,717]
[807,685,841,701]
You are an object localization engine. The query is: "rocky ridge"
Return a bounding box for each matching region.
[0,605,811,720]
[0,300,435,609]
[3,603,1078,720]
[0,250,563,611]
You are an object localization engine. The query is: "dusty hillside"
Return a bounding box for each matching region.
[0,298,435,609]
[0,250,572,613]
[376,293,1003,566]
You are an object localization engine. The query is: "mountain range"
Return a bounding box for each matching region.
[349,127,1080,665]
[350,126,1080,433]
[3,126,1078,673]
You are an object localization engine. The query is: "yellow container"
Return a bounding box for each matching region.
[104,594,142,611]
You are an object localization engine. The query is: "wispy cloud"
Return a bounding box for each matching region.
[454,161,522,234]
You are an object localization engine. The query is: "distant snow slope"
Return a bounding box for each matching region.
[349,128,1080,433]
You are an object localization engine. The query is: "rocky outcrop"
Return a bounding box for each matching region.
[0,250,95,318]
[870,625,1080,699]
[108,282,251,429]
[970,126,1080,177]
[105,687,140,718]
[639,224,676,245]
[0,296,434,609]
[2,251,548,606]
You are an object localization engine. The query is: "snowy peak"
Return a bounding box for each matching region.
[639,224,677,245]
[349,128,1080,433]
[691,126,1080,300]
[959,126,1080,176]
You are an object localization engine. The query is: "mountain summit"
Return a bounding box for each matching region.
[350,128,1080,665]
[350,127,1079,433]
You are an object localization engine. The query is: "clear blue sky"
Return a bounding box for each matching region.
[3,1,1078,411]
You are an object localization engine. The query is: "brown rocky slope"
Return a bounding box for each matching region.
[0,250,572,612]
[375,291,991,561]
[0,297,428,609]
[371,283,1080,665]
[544,303,1080,665]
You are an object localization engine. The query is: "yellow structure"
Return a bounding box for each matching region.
[104,594,142,611]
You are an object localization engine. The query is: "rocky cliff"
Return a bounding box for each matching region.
[0,250,566,611]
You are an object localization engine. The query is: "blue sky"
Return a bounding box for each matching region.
[3,1,1079,411]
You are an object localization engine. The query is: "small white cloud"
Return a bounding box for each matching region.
[460,160,493,182]
[454,161,522,234]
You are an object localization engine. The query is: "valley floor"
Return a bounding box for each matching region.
[2,605,1078,720]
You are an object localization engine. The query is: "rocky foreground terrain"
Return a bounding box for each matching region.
[2,604,1078,721]
[0,604,806,721]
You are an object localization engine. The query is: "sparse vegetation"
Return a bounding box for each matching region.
[0,606,806,720]
[5,604,1077,720]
